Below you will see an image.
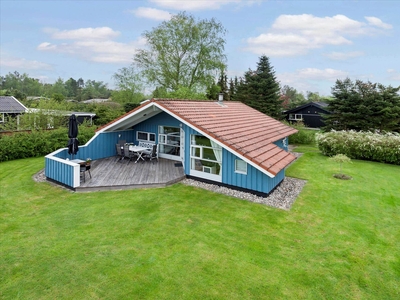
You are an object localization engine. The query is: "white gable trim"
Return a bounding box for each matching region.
[96,103,159,133]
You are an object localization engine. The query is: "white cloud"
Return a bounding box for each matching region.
[365,17,393,29]
[0,53,52,70]
[277,68,349,94]
[149,0,259,11]
[387,69,400,81]
[38,27,146,64]
[130,7,171,21]
[325,51,364,60]
[295,68,348,80]
[244,14,392,57]
[43,27,120,40]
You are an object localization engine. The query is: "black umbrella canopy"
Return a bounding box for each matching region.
[67,114,79,155]
[68,114,79,138]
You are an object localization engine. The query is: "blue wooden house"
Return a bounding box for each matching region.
[45,99,298,195]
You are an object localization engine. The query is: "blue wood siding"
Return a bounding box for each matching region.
[274,137,288,151]
[45,130,135,188]
[45,156,77,187]
[222,150,284,194]
[132,112,180,144]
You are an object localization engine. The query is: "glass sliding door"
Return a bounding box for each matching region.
[158,126,181,160]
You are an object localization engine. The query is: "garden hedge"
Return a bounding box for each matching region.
[0,126,96,162]
[316,130,400,165]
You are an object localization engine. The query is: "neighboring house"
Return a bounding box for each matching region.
[81,98,109,104]
[283,102,331,128]
[0,96,27,124]
[45,98,298,194]
[26,108,96,126]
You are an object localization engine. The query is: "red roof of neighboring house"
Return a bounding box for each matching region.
[97,99,298,176]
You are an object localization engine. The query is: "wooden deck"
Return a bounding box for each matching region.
[76,157,185,192]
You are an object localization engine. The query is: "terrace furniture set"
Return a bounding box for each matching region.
[116,140,158,164]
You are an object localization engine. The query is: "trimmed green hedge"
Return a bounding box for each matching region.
[316,130,400,165]
[0,126,96,162]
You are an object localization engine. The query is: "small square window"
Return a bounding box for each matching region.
[137,132,147,140]
[235,159,247,174]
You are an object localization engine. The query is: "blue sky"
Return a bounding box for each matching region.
[1,0,399,96]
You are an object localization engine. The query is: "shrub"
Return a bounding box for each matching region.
[329,154,352,179]
[316,130,400,165]
[0,125,96,162]
[287,121,317,145]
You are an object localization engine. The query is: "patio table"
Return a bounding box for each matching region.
[70,159,85,165]
[128,145,150,163]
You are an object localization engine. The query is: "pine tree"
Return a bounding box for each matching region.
[324,78,400,132]
[235,55,282,118]
[216,71,229,100]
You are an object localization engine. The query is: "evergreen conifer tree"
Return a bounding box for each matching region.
[235,55,282,118]
[324,78,400,132]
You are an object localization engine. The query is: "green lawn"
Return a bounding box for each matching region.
[1,147,399,299]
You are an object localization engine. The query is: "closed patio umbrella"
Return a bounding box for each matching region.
[67,114,79,157]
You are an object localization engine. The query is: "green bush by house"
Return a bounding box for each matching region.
[0,125,96,162]
[287,122,317,145]
[316,130,400,165]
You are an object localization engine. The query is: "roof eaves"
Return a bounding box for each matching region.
[96,99,156,132]
[284,101,331,113]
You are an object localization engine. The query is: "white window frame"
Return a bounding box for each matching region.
[289,114,303,120]
[235,159,247,175]
[137,131,155,142]
[158,126,181,160]
[189,135,222,182]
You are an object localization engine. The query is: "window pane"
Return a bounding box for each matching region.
[159,134,166,144]
[194,135,211,147]
[138,132,147,140]
[235,159,247,174]
[191,159,220,174]
[203,147,216,160]
[191,147,201,157]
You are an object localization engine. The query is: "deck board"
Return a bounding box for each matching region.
[76,157,185,192]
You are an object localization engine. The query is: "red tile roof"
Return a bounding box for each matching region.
[155,99,297,176]
[98,99,298,176]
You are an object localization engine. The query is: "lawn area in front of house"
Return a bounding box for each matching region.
[1,147,399,299]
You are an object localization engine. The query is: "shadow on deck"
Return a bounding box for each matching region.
[76,157,185,192]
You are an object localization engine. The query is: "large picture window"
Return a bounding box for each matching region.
[190,135,222,176]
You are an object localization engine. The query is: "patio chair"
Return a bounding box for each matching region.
[143,144,158,163]
[116,144,124,161]
[123,145,135,164]
[80,163,92,182]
